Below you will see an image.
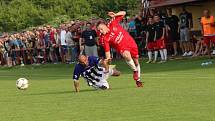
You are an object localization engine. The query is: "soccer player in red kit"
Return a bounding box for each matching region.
[97,11,143,87]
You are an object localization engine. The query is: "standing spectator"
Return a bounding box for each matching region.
[60,25,67,63]
[135,15,143,37]
[16,34,25,66]
[26,32,35,64]
[66,27,77,63]
[4,37,13,67]
[0,39,4,65]
[166,8,180,56]
[65,27,73,63]
[201,9,215,58]
[146,16,156,63]
[128,16,136,38]
[80,22,98,57]
[49,27,58,64]
[10,35,18,66]
[73,27,82,55]
[154,15,167,63]
[179,7,193,56]
[54,28,61,62]
[37,28,45,63]
[0,36,7,65]
[44,27,51,63]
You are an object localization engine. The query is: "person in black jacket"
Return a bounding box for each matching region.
[80,22,98,57]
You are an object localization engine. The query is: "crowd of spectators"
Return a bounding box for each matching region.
[0,7,215,67]
[143,7,215,63]
[0,18,103,67]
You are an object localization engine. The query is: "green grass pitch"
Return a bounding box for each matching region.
[0,58,215,121]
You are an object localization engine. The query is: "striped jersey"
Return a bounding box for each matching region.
[73,56,105,86]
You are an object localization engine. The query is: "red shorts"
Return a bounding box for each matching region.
[118,42,139,58]
[147,42,156,50]
[204,36,215,45]
[155,38,166,49]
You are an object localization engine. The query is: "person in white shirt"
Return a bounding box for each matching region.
[60,25,67,63]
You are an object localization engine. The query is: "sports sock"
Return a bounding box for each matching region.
[159,50,164,61]
[154,51,158,61]
[148,51,152,61]
[136,64,141,79]
[163,49,168,61]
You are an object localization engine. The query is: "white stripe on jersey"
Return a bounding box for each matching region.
[82,65,105,85]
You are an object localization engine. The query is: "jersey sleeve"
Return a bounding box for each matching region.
[109,15,124,26]
[73,65,81,81]
[115,15,124,23]
[89,56,100,64]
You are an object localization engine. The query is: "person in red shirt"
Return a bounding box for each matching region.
[97,11,143,87]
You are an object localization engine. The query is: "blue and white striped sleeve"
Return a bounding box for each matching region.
[73,65,81,81]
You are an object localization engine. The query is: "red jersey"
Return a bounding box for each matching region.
[100,16,137,53]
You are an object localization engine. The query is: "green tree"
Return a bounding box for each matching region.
[89,0,140,18]
[0,0,140,32]
[0,0,44,31]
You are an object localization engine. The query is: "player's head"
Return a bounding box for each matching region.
[86,22,92,30]
[78,55,89,67]
[167,8,172,16]
[154,14,160,22]
[182,6,187,13]
[203,9,210,18]
[97,22,110,35]
[148,16,154,24]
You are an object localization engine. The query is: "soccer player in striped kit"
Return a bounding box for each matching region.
[73,55,120,92]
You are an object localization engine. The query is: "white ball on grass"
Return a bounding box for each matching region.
[16,78,29,90]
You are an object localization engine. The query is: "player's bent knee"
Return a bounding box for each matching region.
[121,51,132,60]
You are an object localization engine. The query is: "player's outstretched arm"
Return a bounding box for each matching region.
[101,58,110,73]
[108,11,126,18]
[74,80,80,93]
[105,51,111,59]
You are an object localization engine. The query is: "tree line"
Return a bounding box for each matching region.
[0,0,139,32]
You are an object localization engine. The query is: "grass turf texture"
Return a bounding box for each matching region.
[0,58,215,121]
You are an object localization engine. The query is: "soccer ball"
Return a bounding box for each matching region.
[16,78,29,90]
